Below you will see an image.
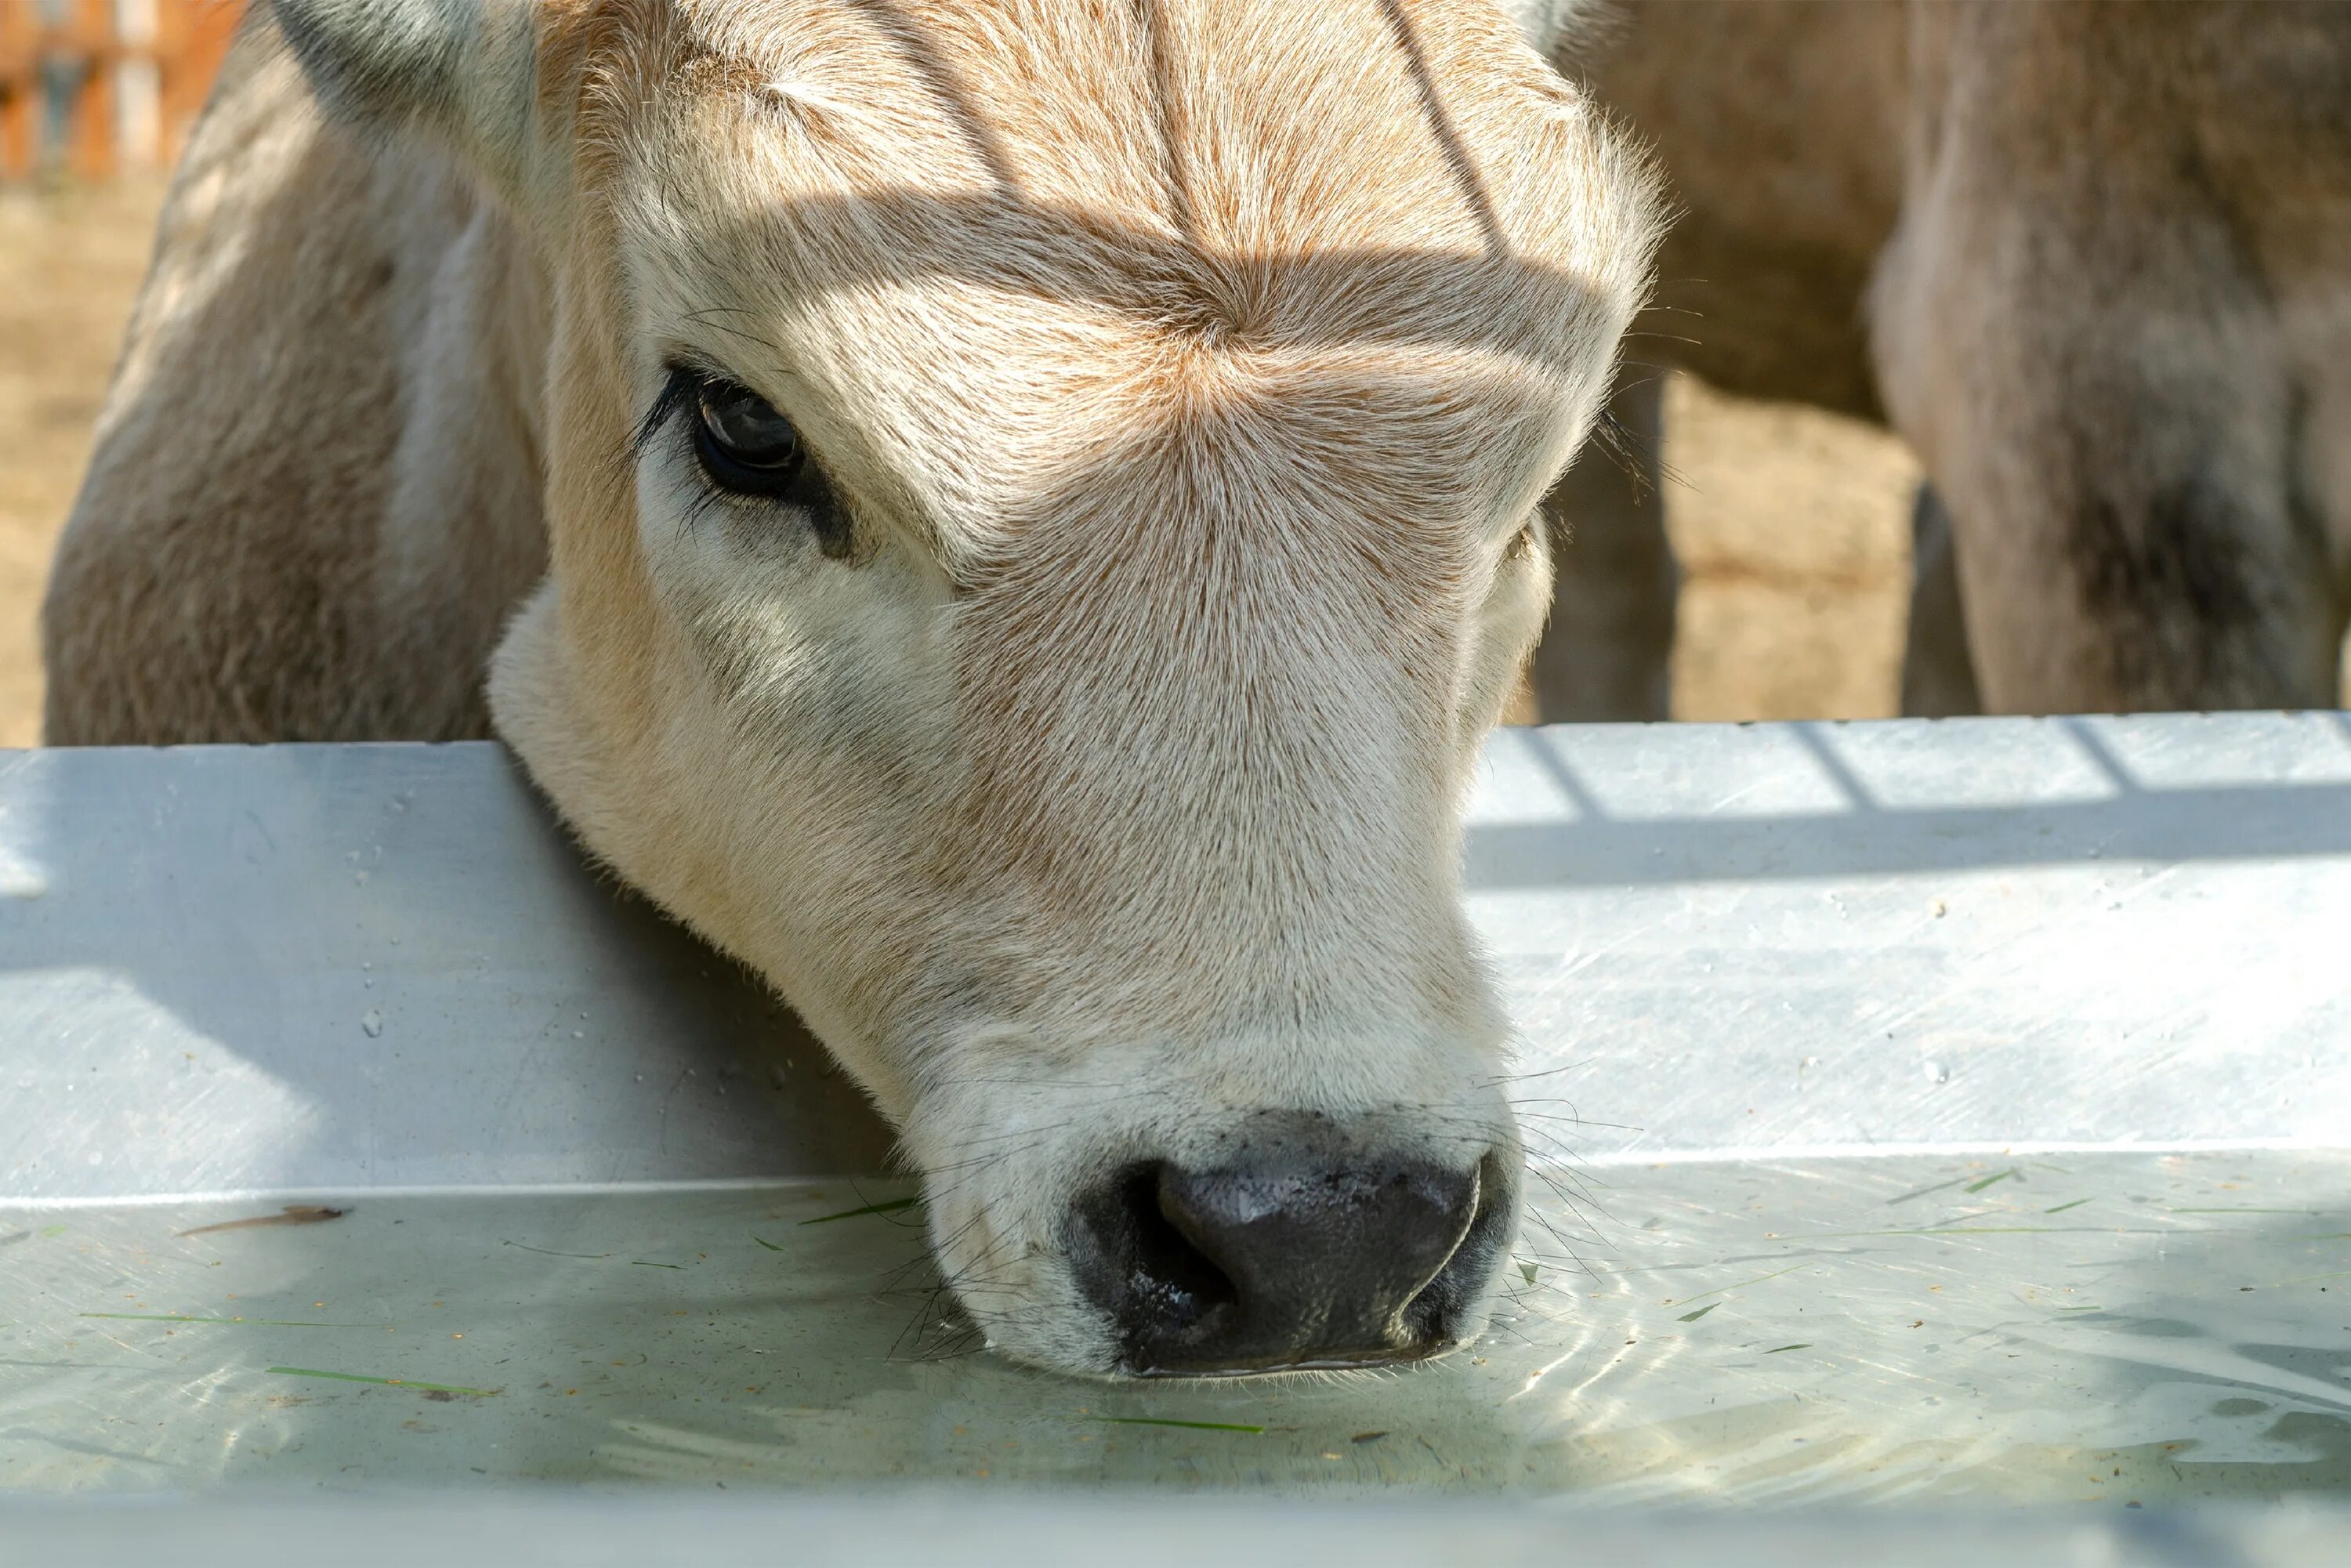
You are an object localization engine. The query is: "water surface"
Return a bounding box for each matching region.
[5,1150,2347,1503]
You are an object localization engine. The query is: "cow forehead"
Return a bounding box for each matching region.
[624,0,1639,309]
[671,1,1541,237]
[600,0,1646,541]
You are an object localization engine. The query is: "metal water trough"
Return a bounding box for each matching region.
[4,715,2349,1562]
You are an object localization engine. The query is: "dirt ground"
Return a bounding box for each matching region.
[0,179,1921,748]
[0,180,171,748]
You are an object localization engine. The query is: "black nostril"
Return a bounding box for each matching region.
[1110,1164,1238,1331]
[1066,1134,1512,1377]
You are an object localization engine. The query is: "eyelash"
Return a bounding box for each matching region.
[631,368,702,460]
[632,364,853,557]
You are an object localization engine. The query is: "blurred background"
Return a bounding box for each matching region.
[0,0,1923,750]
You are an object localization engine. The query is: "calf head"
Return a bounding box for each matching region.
[276,0,1658,1375]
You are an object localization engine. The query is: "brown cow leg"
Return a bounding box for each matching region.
[1871,4,2349,714]
[1900,483,1983,718]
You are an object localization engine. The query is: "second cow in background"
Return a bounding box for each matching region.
[1531,0,2351,720]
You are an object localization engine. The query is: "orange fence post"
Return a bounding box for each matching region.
[0,0,245,183]
[158,0,242,165]
[1,3,38,180]
[69,0,118,181]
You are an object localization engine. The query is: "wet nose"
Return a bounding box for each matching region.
[1069,1138,1506,1376]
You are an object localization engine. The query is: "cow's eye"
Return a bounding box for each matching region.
[693,375,803,493]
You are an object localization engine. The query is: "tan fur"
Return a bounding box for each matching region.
[43,0,1660,1373]
[1538,0,2351,717]
[43,30,551,743]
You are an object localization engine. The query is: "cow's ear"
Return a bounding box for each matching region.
[272,0,549,199]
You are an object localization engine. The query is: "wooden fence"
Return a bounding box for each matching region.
[1,0,244,181]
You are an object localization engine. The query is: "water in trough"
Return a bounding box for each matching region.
[5,1147,2348,1504]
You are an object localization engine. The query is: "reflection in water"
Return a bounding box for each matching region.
[3,1151,2347,1502]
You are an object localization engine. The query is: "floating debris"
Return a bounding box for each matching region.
[1096,1416,1265,1434]
[1885,1175,1974,1206]
[82,1312,362,1328]
[799,1197,922,1226]
[267,1365,496,1397]
[500,1240,611,1260]
[1665,1261,1809,1313]
[179,1206,348,1240]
